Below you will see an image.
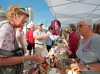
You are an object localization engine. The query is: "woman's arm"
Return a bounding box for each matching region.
[70,62,100,72]
[66,58,80,63]
[17,31,27,54]
[87,63,100,71]
[0,53,43,66]
[62,39,68,46]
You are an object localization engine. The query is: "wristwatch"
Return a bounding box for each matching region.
[86,64,90,70]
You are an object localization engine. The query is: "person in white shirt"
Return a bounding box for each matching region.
[16,27,27,54]
[34,23,50,53]
[0,5,44,74]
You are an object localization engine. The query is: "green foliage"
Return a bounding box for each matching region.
[61,28,66,35]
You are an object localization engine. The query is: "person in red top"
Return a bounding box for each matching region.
[26,24,35,57]
[63,24,79,58]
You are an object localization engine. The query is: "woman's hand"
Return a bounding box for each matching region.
[66,58,79,63]
[32,53,44,64]
[62,39,68,45]
[70,62,86,72]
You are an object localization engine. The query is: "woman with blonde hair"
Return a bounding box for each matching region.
[0,5,43,74]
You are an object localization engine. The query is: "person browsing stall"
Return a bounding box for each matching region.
[69,17,100,74]
[63,24,79,58]
[46,26,59,52]
[26,25,35,55]
[34,23,50,53]
[0,5,44,74]
[26,24,35,64]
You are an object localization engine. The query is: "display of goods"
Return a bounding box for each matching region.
[26,45,80,74]
[56,59,72,69]
[61,66,80,74]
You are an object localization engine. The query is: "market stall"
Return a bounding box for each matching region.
[24,42,80,74]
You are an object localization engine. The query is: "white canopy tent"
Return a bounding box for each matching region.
[45,0,100,25]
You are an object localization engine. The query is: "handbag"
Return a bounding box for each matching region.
[0,22,24,74]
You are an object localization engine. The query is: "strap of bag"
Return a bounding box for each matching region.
[0,22,19,56]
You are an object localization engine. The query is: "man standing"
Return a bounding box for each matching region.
[34,23,49,54]
[26,24,35,64]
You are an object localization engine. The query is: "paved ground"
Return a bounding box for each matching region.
[23,45,49,73]
[24,41,47,72]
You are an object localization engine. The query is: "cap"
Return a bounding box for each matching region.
[37,22,43,26]
[27,26,30,28]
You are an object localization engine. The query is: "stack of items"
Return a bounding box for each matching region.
[29,46,80,74]
[39,45,68,73]
[40,46,80,74]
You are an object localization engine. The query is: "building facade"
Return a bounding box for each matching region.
[0,5,4,11]
[25,6,33,25]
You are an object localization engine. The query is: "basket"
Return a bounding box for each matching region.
[39,63,51,74]
[61,66,80,74]
[56,59,72,69]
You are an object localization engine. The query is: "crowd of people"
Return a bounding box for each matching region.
[0,4,100,74]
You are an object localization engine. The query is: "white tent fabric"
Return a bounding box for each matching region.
[45,0,100,25]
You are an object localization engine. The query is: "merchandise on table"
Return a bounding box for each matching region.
[26,45,80,74]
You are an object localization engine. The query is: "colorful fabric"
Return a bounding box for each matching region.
[51,20,61,35]
[0,21,15,52]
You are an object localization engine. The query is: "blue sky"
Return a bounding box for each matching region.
[0,0,55,27]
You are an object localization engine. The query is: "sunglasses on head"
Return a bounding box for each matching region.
[15,8,26,11]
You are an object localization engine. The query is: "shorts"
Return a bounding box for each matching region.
[27,44,35,50]
[46,45,52,52]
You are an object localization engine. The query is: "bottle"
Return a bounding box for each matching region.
[50,55,56,68]
[42,57,48,70]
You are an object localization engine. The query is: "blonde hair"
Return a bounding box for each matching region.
[6,5,29,20]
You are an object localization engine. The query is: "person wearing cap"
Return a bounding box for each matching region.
[0,11,7,21]
[0,5,43,74]
[26,24,35,64]
[63,23,79,58]
[34,22,50,53]
[68,17,100,74]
